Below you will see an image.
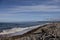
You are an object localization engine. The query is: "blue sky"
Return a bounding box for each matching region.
[0,0,60,22]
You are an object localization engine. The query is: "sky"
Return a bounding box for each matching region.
[0,0,60,22]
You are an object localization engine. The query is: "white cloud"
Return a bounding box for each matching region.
[1,5,60,13]
[1,5,60,14]
[0,14,13,16]
[53,0,60,2]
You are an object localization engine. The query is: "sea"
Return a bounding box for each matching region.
[0,21,59,33]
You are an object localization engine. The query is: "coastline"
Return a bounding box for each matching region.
[0,23,50,37]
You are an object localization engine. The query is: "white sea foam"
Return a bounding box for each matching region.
[0,23,49,35]
[0,27,29,34]
[0,25,40,35]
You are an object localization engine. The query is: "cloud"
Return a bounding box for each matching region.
[0,0,60,22]
[1,0,60,13]
[1,5,60,14]
[0,14,13,16]
[53,0,60,2]
[1,0,60,6]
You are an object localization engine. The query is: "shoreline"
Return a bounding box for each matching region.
[0,23,50,37]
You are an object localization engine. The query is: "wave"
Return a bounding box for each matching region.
[0,24,41,35]
[0,27,29,35]
[0,23,49,35]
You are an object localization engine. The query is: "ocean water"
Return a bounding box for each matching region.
[0,21,48,31]
[0,21,59,34]
[0,21,46,34]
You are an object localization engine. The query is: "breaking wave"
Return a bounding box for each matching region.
[0,25,40,35]
[0,27,29,34]
[0,23,48,35]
